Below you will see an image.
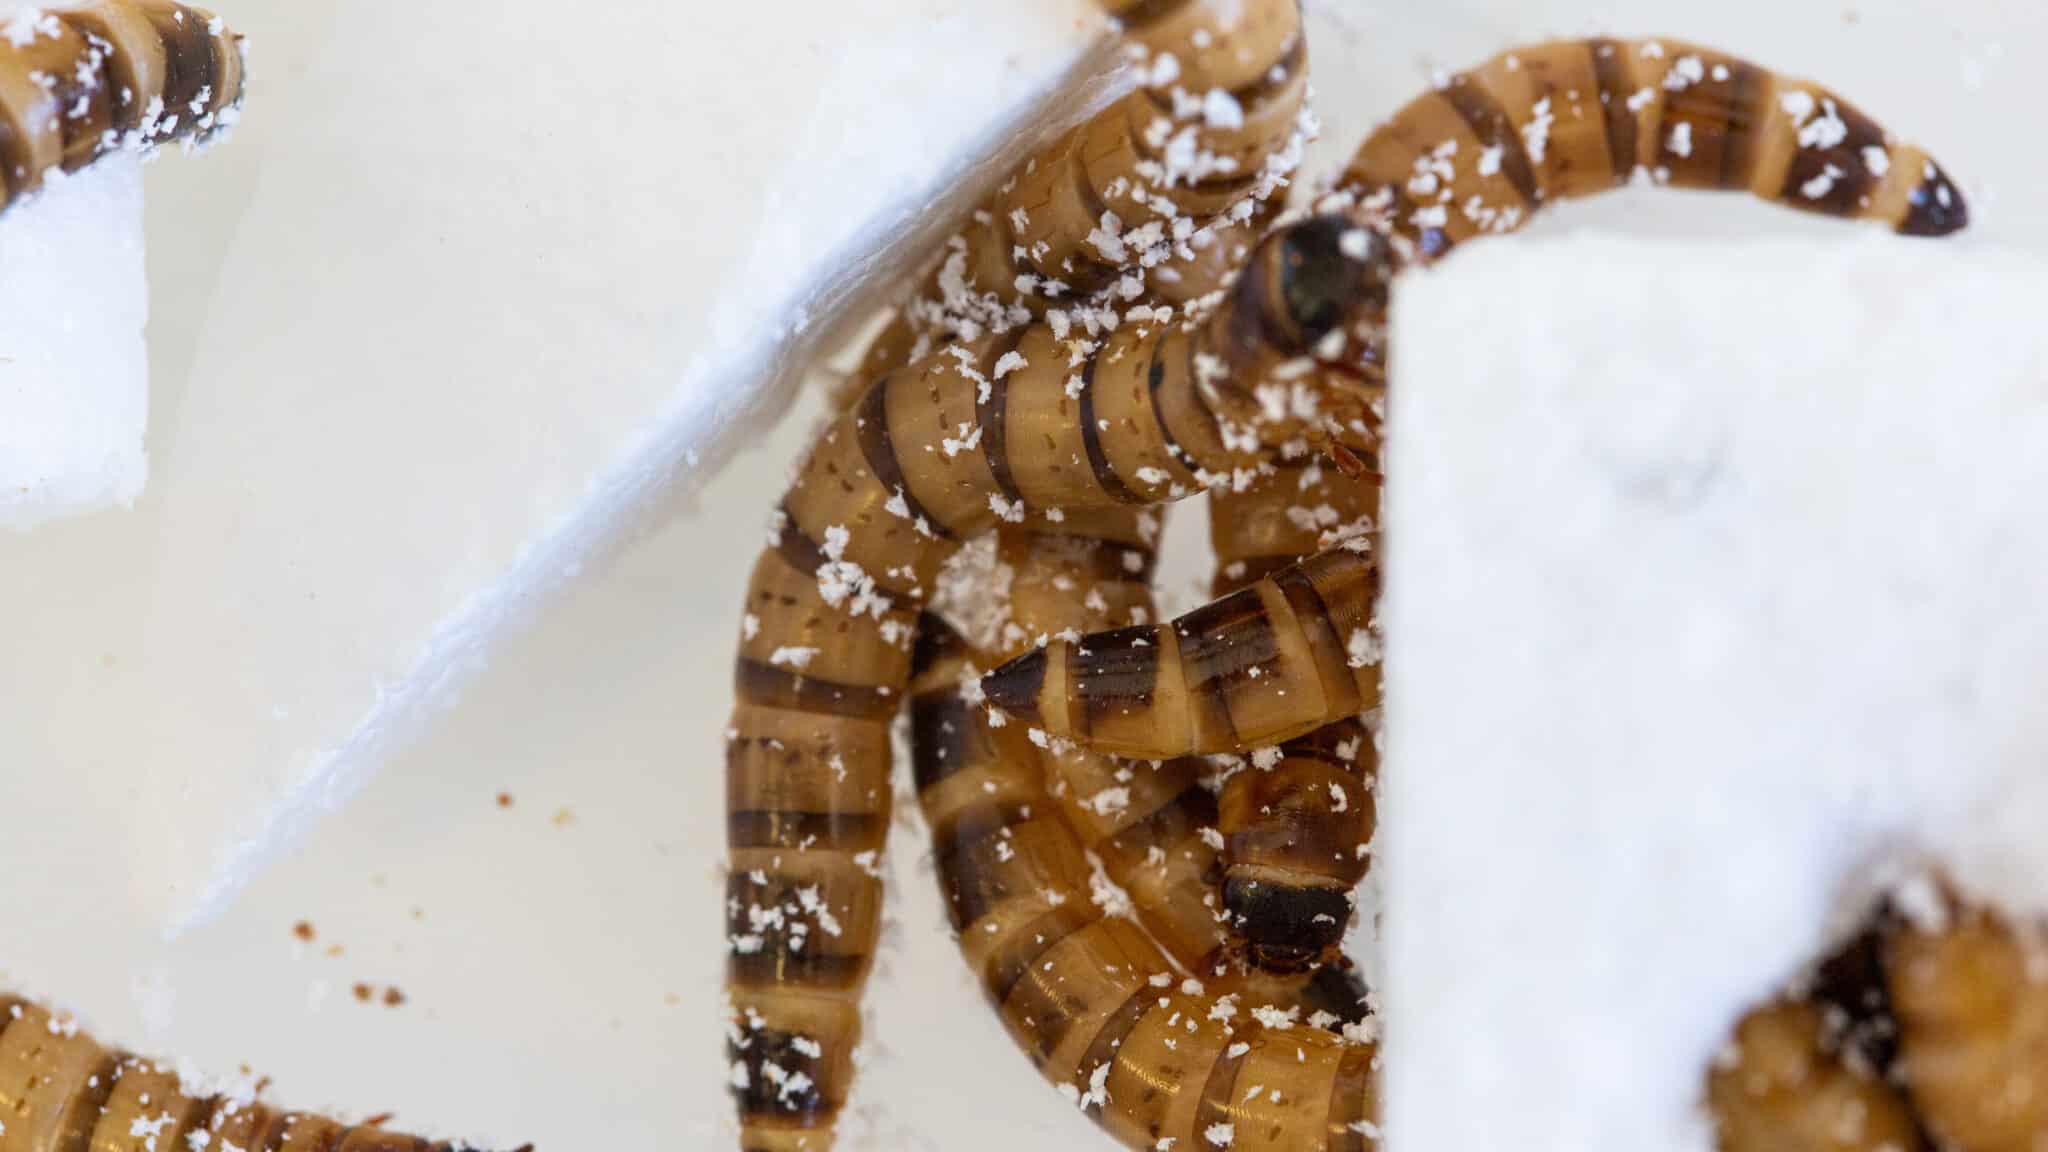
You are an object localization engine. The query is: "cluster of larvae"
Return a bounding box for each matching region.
[724,2,1998,1151]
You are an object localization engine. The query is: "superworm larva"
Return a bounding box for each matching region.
[0,995,509,1152]
[1327,36,1966,261]
[1888,907,2048,1152]
[894,0,1309,351]
[907,617,1380,1152]
[1707,998,1928,1152]
[724,215,1380,1152]
[0,1,244,216]
[982,37,1967,760]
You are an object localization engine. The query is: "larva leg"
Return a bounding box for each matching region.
[1707,998,1928,1152]
[0,996,511,1152]
[1889,907,2048,1152]
[909,620,1380,1152]
[1328,37,1965,262]
[0,2,245,214]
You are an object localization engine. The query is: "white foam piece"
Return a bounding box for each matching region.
[0,0,1111,931]
[0,156,148,529]
[1382,233,2048,1152]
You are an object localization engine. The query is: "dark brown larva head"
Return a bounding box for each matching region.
[1900,161,1968,237]
[1232,215,1394,360]
[1222,876,1353,973]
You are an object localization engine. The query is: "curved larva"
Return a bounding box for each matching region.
[724,215,1381,1152]
[1326,36,1966,257]
[1889,909,2048,1152]
[0,1,246,216]
[0,995,513,1152]
[1706,998,1927,1152]
[908,617,1380,1152]
[984,36,1971,761]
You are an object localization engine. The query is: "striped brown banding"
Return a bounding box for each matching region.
[1778,97,1885,218]
[980,645,1048,723]
[855,377,954,542]
[212,1104,295,1150]
[1175,589,1280,744]
[1135,33,1306,124]
[1274,565,1354,704]
[1588,39,1638,185]
[728,948,868,993]
[1145,337,1203,480]
[1716,61,1767,191]
[1438,76,1539,206]
[1067,536,1159,587]
[726,809,884,852]
[1105,784,1219,861]
[143,4,220,129]
[730,1028,834,1121]
[1074,984,1161,1115]
[984,902,1099,1004]
[1326,1045,1377,1152]
[910,691,988,792]
[1078,357,1146,504]
[933,804,1038,930]
[1302,964,1373,1028]
[910,612,966,678]
[1177,325,1236,451]
[977,338,1025,507]
[770,503,831,576]
[1192,1032,1252,1142]
[735,659,898,722]
[1114,0,1195,33]
[1070,625,1164,736]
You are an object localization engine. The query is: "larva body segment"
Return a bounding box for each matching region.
[982,545,1379,759]
[0,1,245,215]
[1888,911,2048,1152]
[1331,37,1965,261]
[0,997,499,1152]
[1707,999,1928,1152]
[908,620,1381,1152]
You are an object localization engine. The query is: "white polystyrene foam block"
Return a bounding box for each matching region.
[1382,233,2048,1152]
[0,157,148,529]
[0,0,1112,932]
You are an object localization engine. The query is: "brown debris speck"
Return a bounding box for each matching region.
[292,921,316,943]
[382,987,407,1008]
[496,792,514,809]
[552,807,575,828]
[352,983,373,1004]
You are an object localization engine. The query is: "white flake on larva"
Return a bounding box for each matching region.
[993,351,1028,379]
[1626,87,1656,115]
[1088,855,1135,917]
[741,613,761,641]
[1863,146,1891,177]
[1155,1139,1177,1151]
[1523,97,1556,166]
[1328,782,1349,813]
[2,9,57,48]
[768,646,817,670]
[1251,746,1283,770]
[1086,787,1131,817]
[1347,629,1382,669]
[1202,89,1245,131]
[1252,1003,1300,1030]
[1664,55,1706,91]
[1667,123,1694,159]
[1204,1122,1235,1147]
[1802,164,1845,201]
[1477,145,1503,178]
[940,422,984,458]
[1797,99,1849,150]
[989,493,1027,524]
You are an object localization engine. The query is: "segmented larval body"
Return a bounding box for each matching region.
[0,996,511,1152]
[725,217,1380,1152]
[985,37,1969,761]
[1708,998,1928,1152]
[908,617,1380,1152]
[0,1,245,216]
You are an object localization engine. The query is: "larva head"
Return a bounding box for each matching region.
[1208,215,1393,470]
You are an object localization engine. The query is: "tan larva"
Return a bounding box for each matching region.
[1707,998,1928,1152]
[1328,36,1965,259]
[0,995,517,1152]
[0,1,245,216]
[1889,907,2048,1152]
[908,616,1381,1152]
[984,37,1969,760]
[724,214,1381,1152]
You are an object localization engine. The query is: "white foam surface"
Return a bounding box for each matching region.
[0,0,1111,931]
[1382,233,2048,1152]
[0,158,148,529]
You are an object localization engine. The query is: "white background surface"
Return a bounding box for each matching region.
[3,0,2045,1149]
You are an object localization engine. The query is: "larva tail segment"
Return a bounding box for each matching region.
[0,996,513,1152]
[1332,37,1965,263]
[1707,997,1929,1152]
[725,529,916,1150]
[1888,903,2048,1152]
[0,2,246,216]
[983,546,1379,760]
[908,617,1382,1152]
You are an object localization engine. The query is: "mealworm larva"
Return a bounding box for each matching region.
[1888,907,2048,1152]
[1325,36,1966,259]
[1707,997,1928,1152]
[0,1,245,216]
[0,995,511,1152]
[906,617,1381,1152]
[985,36,1969,761]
